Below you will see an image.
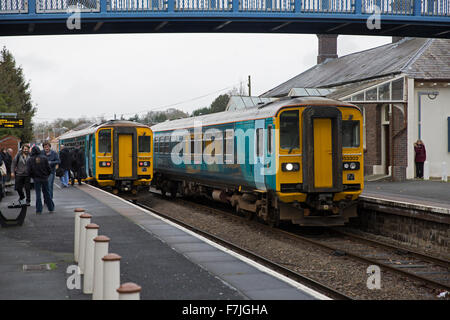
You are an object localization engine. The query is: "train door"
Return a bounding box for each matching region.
[313,119,333,188]
[118,134,133,178]
[302,106,343,193]
[254,119,266,190]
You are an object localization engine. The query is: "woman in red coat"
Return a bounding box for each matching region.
[414,140,426,178]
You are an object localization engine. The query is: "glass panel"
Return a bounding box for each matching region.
[392,78,404,100]
[352,92,365,101]
[378,83,390,100]
[98,129,111,153]
[138,136,151,153]
[366,88,377,101]
[280,110,299,150]
[342,120,360,148]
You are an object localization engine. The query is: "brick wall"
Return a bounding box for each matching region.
[0,135,20,159]
[391,105,407,181]
[363,104,381,175]
[350,207,449,258]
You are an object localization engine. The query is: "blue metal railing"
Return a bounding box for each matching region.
[0,0,28,13]
[0,0,449,15]
[108,0,165,11]
[301,0,354,13]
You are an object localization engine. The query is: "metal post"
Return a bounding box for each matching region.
[413,0,421,16]
[232,0,239,12]
[294,0,301,13]
[355,0,362,14]
[248,75,251,97]
[168,0,174,12]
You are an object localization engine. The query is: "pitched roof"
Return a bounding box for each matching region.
[261,38,450,98]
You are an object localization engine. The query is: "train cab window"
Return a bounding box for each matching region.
[342,120,360,148]
[98,129,111,153]
[280,111,299,151]
[139,136,151,153]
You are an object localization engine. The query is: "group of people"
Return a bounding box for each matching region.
[1,142,86,214]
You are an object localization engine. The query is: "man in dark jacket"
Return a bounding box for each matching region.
[59,145,71,187]
[27,146,54,214]
[42,141,60,199]
[11,144,31,206]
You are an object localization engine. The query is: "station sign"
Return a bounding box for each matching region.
[0,118,24,128]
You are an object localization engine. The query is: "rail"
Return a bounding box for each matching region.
[1,0,449,15]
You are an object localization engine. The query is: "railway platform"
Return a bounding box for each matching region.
[363,180,450,210]
[0,181,327,301]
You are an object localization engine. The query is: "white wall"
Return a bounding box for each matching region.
[415,86,450,179]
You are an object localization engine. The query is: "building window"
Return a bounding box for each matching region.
[391,78,404,100]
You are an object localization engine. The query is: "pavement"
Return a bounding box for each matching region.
[0,182,243,300]
[1,178,448,300]
[362,180,450,209]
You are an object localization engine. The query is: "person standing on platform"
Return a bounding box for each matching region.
[414,139,426,179]
[42,141,60,199]
[1,147,12,183]
[71,145,85,186]
[58,145,71,188]
[6,148,13,183]
[11,144,31,206]
[27,146,54,214]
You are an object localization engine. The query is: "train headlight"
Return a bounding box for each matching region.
[343,162,360,170]
[139,161,151,167]
[282,162,300,172]
[99,161,111,167]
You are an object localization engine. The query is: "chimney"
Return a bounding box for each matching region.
[317,34,338,64]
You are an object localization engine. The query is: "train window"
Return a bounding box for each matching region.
[280,111,299,151]
[139,136,151,153]
[98,129,111,153]
[342,120,360,148]
[224,129,234,164]
[256,128,263,157]
[267,125,273,154]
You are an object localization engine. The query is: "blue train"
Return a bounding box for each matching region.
[151,97,364,226]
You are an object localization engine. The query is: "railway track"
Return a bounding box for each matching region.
[118,193,352,300]
[136,190,450,294]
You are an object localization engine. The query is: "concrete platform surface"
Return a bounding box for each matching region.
[0,182,326,300]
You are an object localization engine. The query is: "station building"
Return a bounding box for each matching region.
[261,37,450,181]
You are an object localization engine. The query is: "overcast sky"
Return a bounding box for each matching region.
[0,33,391,124]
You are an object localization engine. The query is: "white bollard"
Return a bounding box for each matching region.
[102,253,121,300]
[78,213,92,275]
[83,223,99,294]
[424,161,430,180]
[442,161,448,182]
[117,283,142,300]
[74,208,85,262]
[92,235,110,300]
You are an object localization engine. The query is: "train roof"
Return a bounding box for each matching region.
[58,120,150,141]
[151,97,359,133]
